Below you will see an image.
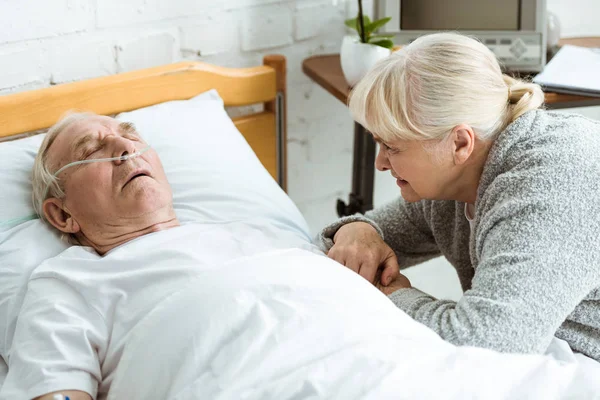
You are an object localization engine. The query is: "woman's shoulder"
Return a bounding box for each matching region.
[488,109,600,172]
[538,109,600,139]
[508,108,598,140]
[479,110,600,206]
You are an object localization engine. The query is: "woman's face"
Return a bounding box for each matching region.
[374,136,456,203]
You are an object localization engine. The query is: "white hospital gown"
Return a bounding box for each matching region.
[0,220,319,399]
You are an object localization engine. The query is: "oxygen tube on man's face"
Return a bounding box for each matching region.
[43,145,152,201]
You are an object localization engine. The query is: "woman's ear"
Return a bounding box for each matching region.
[451,124,475,165]
[42,198,81,234]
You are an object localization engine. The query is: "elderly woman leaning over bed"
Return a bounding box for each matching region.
[318,32,600,362]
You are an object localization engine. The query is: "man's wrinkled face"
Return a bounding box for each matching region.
[45,115,173,232]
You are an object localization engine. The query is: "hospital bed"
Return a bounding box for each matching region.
[0,55,295,397]
[1,55,599,399]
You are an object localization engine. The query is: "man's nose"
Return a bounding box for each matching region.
[109,136,138,165]
[375,146,390,172]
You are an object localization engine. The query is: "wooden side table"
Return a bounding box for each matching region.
[302,37,600,216]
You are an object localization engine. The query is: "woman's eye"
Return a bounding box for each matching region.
[387,146,402,155]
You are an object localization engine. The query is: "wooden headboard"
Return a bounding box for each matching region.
[0,54,287,190]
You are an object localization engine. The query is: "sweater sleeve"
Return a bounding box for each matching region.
[388,161,600,354]
[316,197,441,269]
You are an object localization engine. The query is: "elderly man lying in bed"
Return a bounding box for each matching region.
[3,113,599,400]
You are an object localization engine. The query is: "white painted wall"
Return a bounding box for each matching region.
[0,0,598,300]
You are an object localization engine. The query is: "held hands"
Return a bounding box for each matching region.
[327,222,411,292]
[376,273,412,295]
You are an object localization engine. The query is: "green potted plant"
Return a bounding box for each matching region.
[341,0,394,86]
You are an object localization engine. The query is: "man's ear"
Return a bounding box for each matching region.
[451,124,475,165]
[42,198,81,234]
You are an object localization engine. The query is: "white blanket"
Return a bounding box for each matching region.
[108,248,600,400]
[1,221,322,399]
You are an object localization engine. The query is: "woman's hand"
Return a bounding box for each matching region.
[328,222,400,286]
[376,273,412,295]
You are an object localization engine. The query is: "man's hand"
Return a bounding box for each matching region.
[328,222,400,286]
[376,272,412,295]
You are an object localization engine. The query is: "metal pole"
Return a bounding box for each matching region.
[337,121,376,216]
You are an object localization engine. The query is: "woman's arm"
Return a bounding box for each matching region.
[316,197,441,268]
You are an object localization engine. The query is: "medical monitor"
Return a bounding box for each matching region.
[375,0,547,72]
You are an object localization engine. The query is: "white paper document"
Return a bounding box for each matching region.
[533,45,600,96]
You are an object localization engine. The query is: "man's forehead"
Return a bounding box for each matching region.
[65,115,116,138]
[47,116,116,164]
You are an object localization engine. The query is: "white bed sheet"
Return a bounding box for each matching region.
[1,336,595,399]
[108,248,600,400]
[3,219,598,399]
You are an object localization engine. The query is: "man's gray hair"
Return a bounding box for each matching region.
[32,112,94,221]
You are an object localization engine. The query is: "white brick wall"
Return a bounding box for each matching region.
[241,4,293,51]
[1,0,599,300]
[48,38,116,82]
[0,44,46,90]
[0,0,93,43]
[96,0,207,28]
[180,12,239,56]
[116,31,178,72]
[294,1,343,41]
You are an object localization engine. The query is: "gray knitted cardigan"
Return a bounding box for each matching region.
[317,110,600,361]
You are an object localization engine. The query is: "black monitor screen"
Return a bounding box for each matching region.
[401,0,521,31]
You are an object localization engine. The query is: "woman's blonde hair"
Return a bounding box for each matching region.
[349,32,544,143]
[32,112,94,221]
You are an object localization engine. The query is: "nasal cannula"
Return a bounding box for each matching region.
[43,145,151,200]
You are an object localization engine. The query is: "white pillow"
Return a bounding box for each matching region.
[0,134,44,228]
[116,90,308,233]
[0,89,310,358]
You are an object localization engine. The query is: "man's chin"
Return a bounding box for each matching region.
[122,189,173,216]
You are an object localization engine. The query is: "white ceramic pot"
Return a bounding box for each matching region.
[340,35,392,87]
